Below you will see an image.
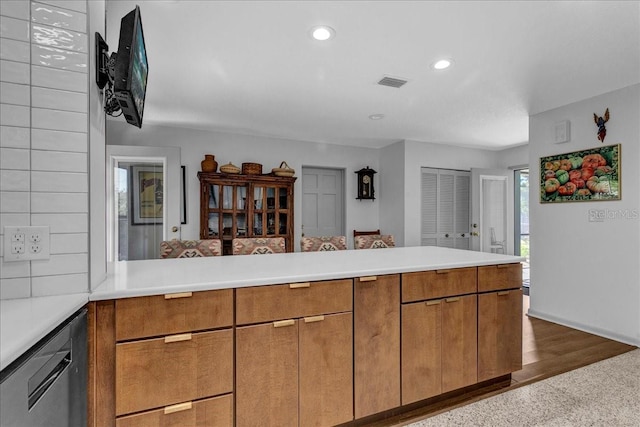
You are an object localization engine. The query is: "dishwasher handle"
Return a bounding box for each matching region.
[28,351,71,410]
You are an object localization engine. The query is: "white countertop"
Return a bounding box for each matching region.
[0,293,89,371]
[91,246,524,300]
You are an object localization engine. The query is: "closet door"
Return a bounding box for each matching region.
[421,168,470,249]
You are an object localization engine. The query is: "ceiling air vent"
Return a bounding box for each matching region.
[377,76,408,88]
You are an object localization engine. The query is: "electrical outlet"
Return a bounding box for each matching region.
[3,226,50,262]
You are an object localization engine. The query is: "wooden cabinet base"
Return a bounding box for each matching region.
[115,394,233,427]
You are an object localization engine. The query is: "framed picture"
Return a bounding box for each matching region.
[131,165,163,224]
[540,144,620,203]
[181,165,187,224]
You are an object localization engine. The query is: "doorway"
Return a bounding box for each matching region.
[515,168,530,291]
[106,145,182,261]
[301,167,345,244]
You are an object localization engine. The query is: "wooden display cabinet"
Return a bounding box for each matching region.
[198,172,296,254]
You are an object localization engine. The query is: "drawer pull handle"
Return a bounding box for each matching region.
[426,299,442,306]
[164,292,193,299]
[273,319,295,328]
[164,401,193,415]
[436,269,451,274]
[497,291,510,296]
[164,333,192,343]
[359,276,377,282]
[289,282,310,289]
[445,297,460,303]
[304,315,325,323]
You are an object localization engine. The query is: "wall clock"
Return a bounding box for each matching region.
[355,167,376,200]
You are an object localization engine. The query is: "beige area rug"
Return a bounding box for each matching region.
[404,349,640,427]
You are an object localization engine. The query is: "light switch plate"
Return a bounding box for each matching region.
[3,226,50,261]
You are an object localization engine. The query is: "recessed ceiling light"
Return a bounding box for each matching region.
[368,114,385,120]
[432,58,453,70]
[310,25,335,41]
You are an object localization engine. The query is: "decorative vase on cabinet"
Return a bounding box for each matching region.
[201,154,218,173]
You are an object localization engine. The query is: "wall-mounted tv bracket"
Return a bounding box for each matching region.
[95,32,122,117]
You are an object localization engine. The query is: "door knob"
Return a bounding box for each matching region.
[172,226,179,232]
[471,232,479,237]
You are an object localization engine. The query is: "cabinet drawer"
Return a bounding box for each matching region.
[116,394,233,427]
[115,289,233,341]
[115,329,233,416]
[236,279,352,325]
[478,264,522,292]
[402,267,477,303]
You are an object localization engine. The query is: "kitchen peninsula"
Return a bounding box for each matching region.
[88,246,524,426]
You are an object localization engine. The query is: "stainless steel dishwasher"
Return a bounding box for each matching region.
[0,308,87,427]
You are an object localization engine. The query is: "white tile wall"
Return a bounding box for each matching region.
[32,108,87,132]
[0,0,89,299]
[32,150,86,172]
[31,213,87,233]
[31,2,87,31]
[32,86,87,112]
[32,65,87,92]
[31,273,87,297]
[0,278,31,299]
[0,38,29,62]
[0,147,30,169]
[31,128,86,152]
[0,169,29,191]
[0,213,30,229]
[0,2,30,21]
[1,16,30,40]
[0,126,29,148]
[31,171,87,192]
[50,233,87,254]
[0,59,30,84]
[31,192,88,213]
[0,104,30,127]
[0,82,30,105]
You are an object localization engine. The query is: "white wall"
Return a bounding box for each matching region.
[1,0,90,299]
[379,141,406,246]
[497,143,528,169]
[88,0,107,289]
[528,84,640,346]
[107,122,380,249]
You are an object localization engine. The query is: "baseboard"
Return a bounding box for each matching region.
[526,308,640,347]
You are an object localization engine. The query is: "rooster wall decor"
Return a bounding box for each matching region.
[593,108,610,143]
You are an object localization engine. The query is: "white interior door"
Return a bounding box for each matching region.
[421,168,470,249]
[470,168,513,254]
[301,167,344,240]
[106,145,181,261]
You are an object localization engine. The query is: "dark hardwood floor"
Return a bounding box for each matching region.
[374,293,638,427]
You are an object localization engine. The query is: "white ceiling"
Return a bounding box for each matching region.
[105,1,640,150]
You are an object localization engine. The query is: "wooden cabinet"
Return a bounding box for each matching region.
[198,172,296,254]
[478,263,523,382]
[115,289,233,341]
[115,383,233,427]
[89,290,235,427]
[235,280,353,427]
[89,262,523,427]
[478,289,523,381]
[354,274,400,419]
[401,267,477,405]
[115,329,233,415]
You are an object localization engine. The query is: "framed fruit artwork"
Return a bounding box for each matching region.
[540,144,620,203]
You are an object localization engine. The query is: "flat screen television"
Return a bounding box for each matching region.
[114,5,148,128]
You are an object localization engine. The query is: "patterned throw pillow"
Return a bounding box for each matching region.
[300,236,347,252]
[232,237,286,255]
[354,234,395,249]
[160,239,222,258]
